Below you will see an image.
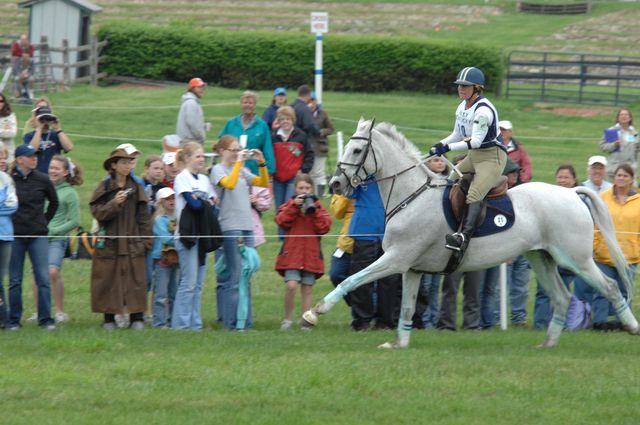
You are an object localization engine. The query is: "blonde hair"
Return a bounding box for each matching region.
[153,197,176,221]
[175,142,203,168]
[276,105,296,123]
[212,135,237,154]
[241,90,258,103]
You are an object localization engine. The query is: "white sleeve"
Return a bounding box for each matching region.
[467,107,493,149]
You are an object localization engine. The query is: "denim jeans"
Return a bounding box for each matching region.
[0,241,11,327]
[145,251,155,291]
[480,266,499,329]
[216,230,254,330]
[591,262,636,325]
[420,273,441,329]
[171,239,207,330]
[533,268,574,329]
[9,237,53,326]
[508,255,531,324]
[47,239,68,269]
[152,261,179,327]
[273,178,295,237]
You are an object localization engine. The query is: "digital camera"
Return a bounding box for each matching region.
[300,194,318,215]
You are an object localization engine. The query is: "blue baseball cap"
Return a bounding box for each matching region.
[15,144,37,158]
[274,87,287,96]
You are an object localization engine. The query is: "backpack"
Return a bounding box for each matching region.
[66,227,97,260]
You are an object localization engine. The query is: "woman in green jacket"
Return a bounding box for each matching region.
[47,155,82,323]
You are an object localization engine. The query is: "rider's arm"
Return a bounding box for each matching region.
[446,107,493,151]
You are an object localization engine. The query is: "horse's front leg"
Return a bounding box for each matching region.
[302,254,404,327]
[379,269,422,349]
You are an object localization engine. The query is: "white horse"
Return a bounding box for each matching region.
[303,119,639,348]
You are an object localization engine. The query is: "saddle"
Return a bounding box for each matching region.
[448,176,508,222]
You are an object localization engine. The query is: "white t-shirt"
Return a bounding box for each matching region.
[174,169,214,236]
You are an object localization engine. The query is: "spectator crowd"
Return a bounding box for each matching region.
[0,70,637,335]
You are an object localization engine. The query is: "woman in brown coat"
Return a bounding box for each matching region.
[89,148,152,330]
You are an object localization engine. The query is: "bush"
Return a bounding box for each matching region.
[98,22,504,93]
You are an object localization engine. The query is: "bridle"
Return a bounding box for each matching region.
[335,120,450,222]
[335,119,379,190]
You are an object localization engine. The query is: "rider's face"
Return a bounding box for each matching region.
[457,84,475,101]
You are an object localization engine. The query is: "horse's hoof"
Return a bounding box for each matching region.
[624,325,640,335]
[536,340,558,349]
[301,310,318,327]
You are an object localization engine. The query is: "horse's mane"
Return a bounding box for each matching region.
[373,122,441,179]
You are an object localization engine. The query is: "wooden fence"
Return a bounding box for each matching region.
[45,35,108,87]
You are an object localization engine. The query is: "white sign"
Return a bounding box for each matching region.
[310,12,329,34]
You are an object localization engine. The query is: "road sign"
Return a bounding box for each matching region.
[310,12,329,34]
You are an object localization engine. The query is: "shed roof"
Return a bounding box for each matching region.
[18,0,102,13]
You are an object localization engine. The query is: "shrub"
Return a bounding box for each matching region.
[98,22,504,93]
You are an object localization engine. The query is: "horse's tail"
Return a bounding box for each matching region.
[575,187,633,301]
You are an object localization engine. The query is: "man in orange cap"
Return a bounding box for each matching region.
[176,77,208,144]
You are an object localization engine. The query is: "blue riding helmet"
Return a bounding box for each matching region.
[454,67,485,88]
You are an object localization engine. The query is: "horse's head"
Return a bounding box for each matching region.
[330,118,378,196]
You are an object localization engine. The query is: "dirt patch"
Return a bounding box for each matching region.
[550,107,614,117]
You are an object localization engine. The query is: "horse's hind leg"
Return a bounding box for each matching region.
[524,250,571,348]
[379,269,421,349]
[574,260,639,334]
[302,254,404,326]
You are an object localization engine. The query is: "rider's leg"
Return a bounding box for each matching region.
[446,147,507,253]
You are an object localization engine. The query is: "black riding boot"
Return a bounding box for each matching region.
[445,201,484,255]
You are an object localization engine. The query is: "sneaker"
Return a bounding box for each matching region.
[55,312,69,323]
[130,321,145,331]
[26,312,38,322]
[43,323,56,331]
[115,314,130,329]
[102,322,117,331]
[7,324,21,331]
[280,320,293,331]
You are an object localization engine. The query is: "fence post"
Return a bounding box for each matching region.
[90,34,98,86]
[39,35,49,92]
[62,39,70,89]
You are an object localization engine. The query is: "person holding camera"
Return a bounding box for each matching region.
[89,147,152,330]
[275,174,332,331]
[211,135,269,330]
[23,106,74,173]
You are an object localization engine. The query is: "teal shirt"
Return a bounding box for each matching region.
[48,181,80,239]
[219,114,275,175]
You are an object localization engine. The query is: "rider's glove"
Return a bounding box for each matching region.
[429,142,450,156]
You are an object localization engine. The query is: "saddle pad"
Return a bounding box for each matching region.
[442,185,515,237]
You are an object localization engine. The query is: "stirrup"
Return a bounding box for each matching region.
[445,233,465,252]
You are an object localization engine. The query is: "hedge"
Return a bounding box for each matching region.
[98,22,504,94]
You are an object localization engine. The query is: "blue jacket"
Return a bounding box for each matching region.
[348,179,385,241]
[151,214,176,260]
[219,114,275,175]
[0,171,18,241]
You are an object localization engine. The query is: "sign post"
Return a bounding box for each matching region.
[310,12,328,105]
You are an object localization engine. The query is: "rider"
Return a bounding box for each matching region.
[429,66,507,256]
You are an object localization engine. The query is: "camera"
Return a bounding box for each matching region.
[38,113,57,123]
[300,194,318,215]
[122,188,134,197]
[246,151,255,158]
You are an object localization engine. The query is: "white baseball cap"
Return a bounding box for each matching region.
[114,143,141,156]
[156,187,175,200]
[498,120,513,130]
[588,155,607,166]
[162,152,176,165]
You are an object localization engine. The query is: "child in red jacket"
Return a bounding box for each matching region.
[275,174,332,330]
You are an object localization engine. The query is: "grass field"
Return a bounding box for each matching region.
[1,0,639,55]
[1,84,640,424]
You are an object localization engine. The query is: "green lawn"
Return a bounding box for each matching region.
[1,84,640,424]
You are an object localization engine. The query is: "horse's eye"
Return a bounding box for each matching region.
[353,148,362,155]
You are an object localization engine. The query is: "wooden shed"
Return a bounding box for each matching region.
[18,0,102,81]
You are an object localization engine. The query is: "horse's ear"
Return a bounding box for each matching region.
[370,118,376,131]
[357,117,366,127]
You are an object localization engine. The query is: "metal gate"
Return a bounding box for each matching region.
[506,50,640,106]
